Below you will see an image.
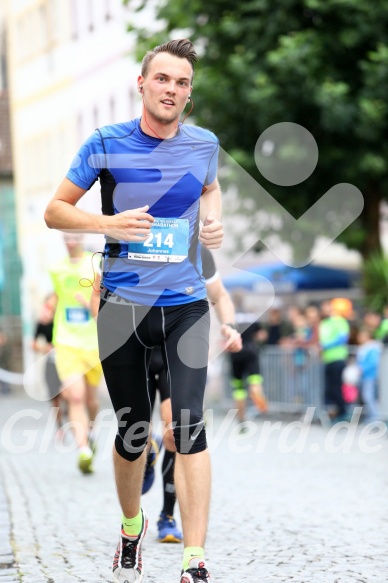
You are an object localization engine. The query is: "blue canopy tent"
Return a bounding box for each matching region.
[222,262,359,294]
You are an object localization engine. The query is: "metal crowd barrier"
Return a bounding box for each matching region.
[222,345,360,422]
[260,346,324,413]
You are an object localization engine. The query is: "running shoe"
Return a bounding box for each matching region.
[157,512,183,543]
[180,559,210,582]
[238,422,249,434]
[78,449,93,474]
[142,434,162,494]
[112,510,148,583]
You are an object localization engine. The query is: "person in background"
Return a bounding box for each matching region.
[341,356,360,408]
[228,295,267,431]
[49,234,102,473]
[285,304,302,338]
[144,246,242,544]
[32,293,64,436]
[304,304,321,349]
[289,310,311,404]
[362,310,381,340]
[264,307,290,346]
[319,300,350,422]
[0,328,11,394]
[356,328,381,423]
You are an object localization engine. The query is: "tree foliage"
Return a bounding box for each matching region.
[124,0,388,259]
[362,252,388,313]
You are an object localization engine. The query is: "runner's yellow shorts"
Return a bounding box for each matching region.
[55,345,103,387]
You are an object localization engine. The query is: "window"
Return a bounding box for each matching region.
[15,1,59,62]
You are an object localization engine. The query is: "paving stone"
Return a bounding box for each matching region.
[0,396,387,582]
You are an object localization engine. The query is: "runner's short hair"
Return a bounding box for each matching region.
[141,38,197,80]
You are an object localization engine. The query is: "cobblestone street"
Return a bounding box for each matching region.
[0,394,387,582]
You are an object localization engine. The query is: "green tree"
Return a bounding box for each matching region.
[124,0,388,260]
[362,252,388,313]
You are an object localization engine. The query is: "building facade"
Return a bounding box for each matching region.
[5,0,144,367]
[0,4,23,378]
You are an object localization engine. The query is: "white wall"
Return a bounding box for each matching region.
[6,0,146,369]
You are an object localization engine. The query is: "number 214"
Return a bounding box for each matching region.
[143,232,174,248]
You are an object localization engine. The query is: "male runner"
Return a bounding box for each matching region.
[45,39,223,582]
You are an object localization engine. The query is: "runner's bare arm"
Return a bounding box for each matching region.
[44,177,154,240]
[206,277,242,352]
[199,178,223,249]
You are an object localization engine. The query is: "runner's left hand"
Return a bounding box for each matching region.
[221,324,242,352]
[199,214,223,249]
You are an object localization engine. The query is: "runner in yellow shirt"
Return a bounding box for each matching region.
[49,233,102,473]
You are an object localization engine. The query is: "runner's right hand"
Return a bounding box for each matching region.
[104,205,154,241]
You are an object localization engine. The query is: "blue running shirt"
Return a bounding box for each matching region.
[66,118,219,306]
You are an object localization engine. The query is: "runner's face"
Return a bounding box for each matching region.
[139,53,192,125]
[63,234,84,253]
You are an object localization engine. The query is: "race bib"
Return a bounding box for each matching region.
[65,307,90,324]
[128,218,189,263]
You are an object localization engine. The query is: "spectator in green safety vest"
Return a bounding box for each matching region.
[319,300,350,422]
